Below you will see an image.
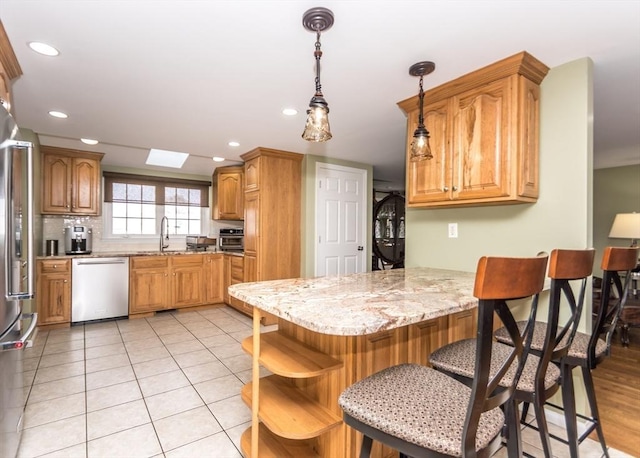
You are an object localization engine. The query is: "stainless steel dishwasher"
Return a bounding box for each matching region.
[72,257,129,322]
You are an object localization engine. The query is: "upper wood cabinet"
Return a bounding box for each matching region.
[398,52,549,208]
[41,146,104,215]
[0,21,22,113]
[212,166,244,220]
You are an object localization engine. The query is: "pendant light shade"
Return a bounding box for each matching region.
[302,7,334,142]
[409,61,435,161]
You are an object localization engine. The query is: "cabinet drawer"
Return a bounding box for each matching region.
[130,256,169,270]
[39,259,71,273]
[230,256,244,283]
[171,254,204,267]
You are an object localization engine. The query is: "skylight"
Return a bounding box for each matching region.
[146,149,189,168]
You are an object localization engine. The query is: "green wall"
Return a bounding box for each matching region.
[405,57,594,272]
[593,165,640,276]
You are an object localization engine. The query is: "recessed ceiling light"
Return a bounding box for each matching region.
[146,149,189,168]
[81,138,99,145]
[48,111,68,119]
[282,108,298,116]
[28,41,59,57]
[212,157,225,162]
[228,141,240,147]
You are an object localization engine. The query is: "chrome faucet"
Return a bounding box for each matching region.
[159,216,170,252]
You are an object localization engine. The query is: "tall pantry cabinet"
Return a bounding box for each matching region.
[241,147,302,323]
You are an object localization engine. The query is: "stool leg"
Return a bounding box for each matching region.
[520,402,531,424]
[505,399,523,458]
[532,390,553,458]
[621,324,630,347]
[359,435,373,458]
[561,363,579,458]
[582,366,609,457]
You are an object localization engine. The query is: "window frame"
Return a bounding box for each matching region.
[102,172,211,240]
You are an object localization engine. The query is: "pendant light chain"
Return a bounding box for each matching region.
[417,75,425,128]
[314,31,323,95]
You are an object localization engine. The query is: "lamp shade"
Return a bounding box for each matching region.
[608,213,640,240]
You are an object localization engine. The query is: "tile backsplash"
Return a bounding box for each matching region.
[41,215,242,255]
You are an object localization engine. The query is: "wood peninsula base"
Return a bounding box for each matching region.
[242,307,477,458]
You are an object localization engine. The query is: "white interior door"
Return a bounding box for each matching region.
[315,163,367,276]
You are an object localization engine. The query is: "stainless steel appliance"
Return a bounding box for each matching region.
[186,235,217,252]
[72,257,129,322]
[64,225,92,254]
[219,228,244,252]
[0,105,37,458]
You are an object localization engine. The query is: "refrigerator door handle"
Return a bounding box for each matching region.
[0,313,38,351]
[4,140,34,300]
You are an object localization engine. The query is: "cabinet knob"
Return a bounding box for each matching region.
[53,265,57,269]
[63,279,68,283]
[443,186,449,192]
[452,186,458,191]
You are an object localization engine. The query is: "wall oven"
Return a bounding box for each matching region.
[219,228,244,252]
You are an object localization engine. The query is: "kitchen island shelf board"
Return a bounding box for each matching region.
[242,332,343,378]
[398,51,548,208]
[241,375,342,439]
[230,267,479,458]
[240,423,320,458]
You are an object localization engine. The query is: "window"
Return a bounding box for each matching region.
[103,172,210,237]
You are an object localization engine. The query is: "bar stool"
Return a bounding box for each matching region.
[493,247,636,457]
[482,248,595,457]
[338,254,548,458]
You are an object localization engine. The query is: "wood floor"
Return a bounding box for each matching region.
[592,327,640,456]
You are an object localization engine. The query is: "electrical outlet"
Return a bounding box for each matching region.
[448,223,458,238]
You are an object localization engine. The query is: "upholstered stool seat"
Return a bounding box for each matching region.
[429,339,561,393]
[494,322,608,361]
[338,363,505,457]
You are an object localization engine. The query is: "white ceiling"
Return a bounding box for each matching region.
[2,1,639,191]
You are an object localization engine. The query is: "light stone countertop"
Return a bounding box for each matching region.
[36,249,234,260]
[228,267,478,336]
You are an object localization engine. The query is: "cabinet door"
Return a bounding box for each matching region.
[448,309,478,343]
[129,268,170,313]
[218,172,244,220]
[244,191,259,256]
[244,158,260,191]
[204,255,224,304]
[42,154,71,214]
[451,77,512,201]
[71,157,100,214]
[37,273,71,325]
[406,98,451,205]
[172,265,205,308]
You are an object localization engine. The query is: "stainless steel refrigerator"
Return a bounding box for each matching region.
[0,104,37,458]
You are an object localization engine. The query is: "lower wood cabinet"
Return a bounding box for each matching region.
[36,259,71,326]
[129,254,223,315]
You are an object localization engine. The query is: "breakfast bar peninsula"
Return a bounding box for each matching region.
[229,267,479,458]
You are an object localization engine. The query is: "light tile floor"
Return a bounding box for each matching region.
[16,306,633,458]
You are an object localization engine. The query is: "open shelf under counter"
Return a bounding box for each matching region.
[241,375,342,440]
[240,423,320,458]
[241,331,343,378]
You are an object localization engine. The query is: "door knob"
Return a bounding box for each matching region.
[357,246,364,251]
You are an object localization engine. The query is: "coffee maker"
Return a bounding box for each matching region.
[64,226,93,254]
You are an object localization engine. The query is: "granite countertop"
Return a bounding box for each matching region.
[36,250,231,260]
[228,267,477,336]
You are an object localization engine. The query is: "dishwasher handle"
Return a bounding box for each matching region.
[75,259,127,266]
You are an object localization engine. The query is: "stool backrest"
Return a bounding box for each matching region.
[546,248,596,363]
[464,253,548,453]
[591,246,639,365]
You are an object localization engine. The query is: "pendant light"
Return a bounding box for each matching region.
[409,61,436,161]
[301,7,334,142]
